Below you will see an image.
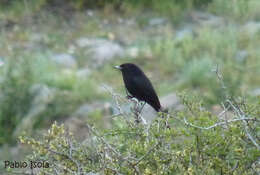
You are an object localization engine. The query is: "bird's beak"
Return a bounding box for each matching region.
[114,65,122,70]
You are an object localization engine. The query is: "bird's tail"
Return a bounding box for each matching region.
[159,106,169,113]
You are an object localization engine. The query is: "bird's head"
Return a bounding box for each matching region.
[114,63,143,75]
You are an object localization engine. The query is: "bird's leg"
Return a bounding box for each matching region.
[132,99,141,124]
[125,88,133,99]
[126,95,133,99]
[161,112,171,129]
[139,102,146,113]
[131,100,147,125]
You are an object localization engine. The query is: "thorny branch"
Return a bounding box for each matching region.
[183,117,256,130]
[102,84,147,125]
[86,123,162,175]
[134,142,160,166]
[177,65,259,150]
[226,99,260,150]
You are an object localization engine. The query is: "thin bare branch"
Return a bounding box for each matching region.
[183,117,255,130]
[226,100,260,150]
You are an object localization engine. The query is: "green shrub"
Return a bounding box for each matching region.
[17,93,260,174]
[208,0,249,21]
[0,54,101,145]
[0,58,34,145]
[0,0,214,24]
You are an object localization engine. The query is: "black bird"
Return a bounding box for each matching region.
[114,63,162,112]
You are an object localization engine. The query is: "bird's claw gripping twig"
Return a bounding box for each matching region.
[126,95,134,99]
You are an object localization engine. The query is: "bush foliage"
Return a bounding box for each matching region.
[0,56,99,145]
[18,93,260,174]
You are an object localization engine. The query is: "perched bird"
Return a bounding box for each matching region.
[114,63,162,112]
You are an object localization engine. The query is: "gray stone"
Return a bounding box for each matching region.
[175,26,193,41]
[86,173,100,175]
[64,117,90,141]
[76,38,97,48]
[149,17,167,26]
[30,84,55,105]
[76,68,91,79]
[0,57,4,67]
[73,104,93,117]
[13,84,56,137]
[30,33,45,42]
[111,103,132,115]
[73,102,111,118]
[126,47,139,58]
[142,105,157,122]
[142,93,183,121]
[235,50,248,63]
[250,88,260,96]
[160,93,183,110]
[86,10,94,17]
[76,38,124,66]
[92,41,124,64]
[242,21,260,35]
[67,102,112,139]
[191,11,224,27]
[111,93,183,123]
[51,53,77,68]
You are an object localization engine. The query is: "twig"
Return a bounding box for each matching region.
[217,103,231,119]
[46,149,79,175]
[86,123,137,162]
[102,85,134,128]
[226,100,260,150]
[130,98,147,125]
[134,142,159,166]
[213,65,260,150]
[183,117,255,130]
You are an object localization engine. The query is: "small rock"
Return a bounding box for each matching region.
[160,93,183,110]
[86,173,100,175]
[212,105,235,120]
[117,17,123,23]
[51,53,77,68]
[142,105,157,122]
[149,18,167,26]
[175,26,193,41]
[73,102,111,118]
[30,84,55,105]
[111,93,183,123]
[111,103,132,115]
[242,21,260,35]
[30,33,45,42]
[68,45,76,54]
[250,88,260,96]
[235,50,248,63]
[64,117,90,141]
[69,102,112,136]
[13,84,56,137]
[0,57,4,67]
[126,47,139,58]
[76,38,124,66]
[76,38,95,48]
[191,11,224,27]
[76,68,91,79]
[73,104,93,117]
[86,10,94,17]
[125,19,136,26]
[142,93,183,121]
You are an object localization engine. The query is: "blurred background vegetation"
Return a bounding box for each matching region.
[0,0,259,174]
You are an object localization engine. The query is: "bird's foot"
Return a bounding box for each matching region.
[126,95,134,99]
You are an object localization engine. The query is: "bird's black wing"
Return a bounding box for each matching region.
[130,76,161,111]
